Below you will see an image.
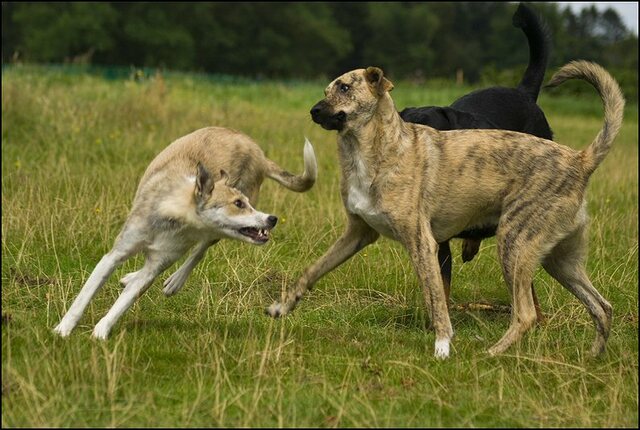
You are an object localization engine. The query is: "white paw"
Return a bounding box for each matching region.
[53,323,73,337]
[434,338,450,359]
[92,322,111,340]
[162,272,186,296]
[266,302,286,318]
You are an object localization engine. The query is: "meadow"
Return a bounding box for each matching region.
[2,65,638,427]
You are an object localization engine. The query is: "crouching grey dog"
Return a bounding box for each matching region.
[267,61,623,359]
[54,127,317,340]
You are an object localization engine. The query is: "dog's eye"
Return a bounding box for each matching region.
[339,83,350,93]
[234,199,245,209]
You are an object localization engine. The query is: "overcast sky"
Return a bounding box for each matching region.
[555,2,639,35]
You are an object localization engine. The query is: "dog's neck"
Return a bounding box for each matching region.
[338,93,407,172]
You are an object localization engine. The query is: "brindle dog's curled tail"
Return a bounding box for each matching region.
[264,138,317,192]
[546,60,625,176]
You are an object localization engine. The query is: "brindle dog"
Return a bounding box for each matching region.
[267,61,624,359]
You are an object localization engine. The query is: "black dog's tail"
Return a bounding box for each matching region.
[512,3,551,102]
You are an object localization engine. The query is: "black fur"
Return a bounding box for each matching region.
[399,3,552,140]
[400,106,498,130]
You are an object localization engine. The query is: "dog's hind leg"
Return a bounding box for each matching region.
[460,238,544,323]
[163,240,219,296]
[266,215,379,318]
[92,249,180,340]
[488,229,541,356]
[542,225,612,356]
[53,224,144,337]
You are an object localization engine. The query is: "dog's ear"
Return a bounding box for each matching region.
[365,66,394,96]
[219,169,230,185]
[195,162,215,203]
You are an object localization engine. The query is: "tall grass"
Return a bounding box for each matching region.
[2,65,638,427]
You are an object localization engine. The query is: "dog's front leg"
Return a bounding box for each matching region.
[163,240,219,296]
[398,218,454,359]
[92,250,180,340]
[266,214,379,318]
[53,244,139,337]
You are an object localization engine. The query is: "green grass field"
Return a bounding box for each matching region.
[2,65,638,427]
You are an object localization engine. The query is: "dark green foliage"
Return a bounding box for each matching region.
[2,2,637,102]
[8,2,117,62]
[3,2,636,83]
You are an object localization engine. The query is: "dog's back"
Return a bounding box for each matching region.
[451,86,552,138]
[131,127,316,218]
[135,127,267,204]
[399,105,498,130]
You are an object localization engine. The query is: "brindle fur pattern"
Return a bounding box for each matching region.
[54,126,317,339]
[268,61,624,359]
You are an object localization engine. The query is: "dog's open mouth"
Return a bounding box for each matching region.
[239,227,271,243]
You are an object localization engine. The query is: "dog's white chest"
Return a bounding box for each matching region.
[345,163,395,239]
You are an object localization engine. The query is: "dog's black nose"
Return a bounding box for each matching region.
[267,215,278,227]
[310,100,326,117]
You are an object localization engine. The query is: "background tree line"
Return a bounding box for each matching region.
[2,2,637,95]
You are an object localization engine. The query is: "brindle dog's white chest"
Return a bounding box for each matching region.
[345,159,395,239]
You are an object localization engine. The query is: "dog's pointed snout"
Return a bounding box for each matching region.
[267,215,278,227]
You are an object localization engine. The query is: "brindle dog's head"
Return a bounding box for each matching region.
[310,67,394,133]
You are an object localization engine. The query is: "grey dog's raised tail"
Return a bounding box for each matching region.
[264,138,317,192]
[546,60,625,176]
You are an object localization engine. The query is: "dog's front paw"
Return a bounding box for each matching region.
[92,322,111,340]
[266,302,287,318]
[434,338,451,359]
[53,323,72,337]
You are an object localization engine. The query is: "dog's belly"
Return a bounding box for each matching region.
[146,228,201,256]
[431,207,501,243]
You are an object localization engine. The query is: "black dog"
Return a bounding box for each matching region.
[399,3,553,318]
